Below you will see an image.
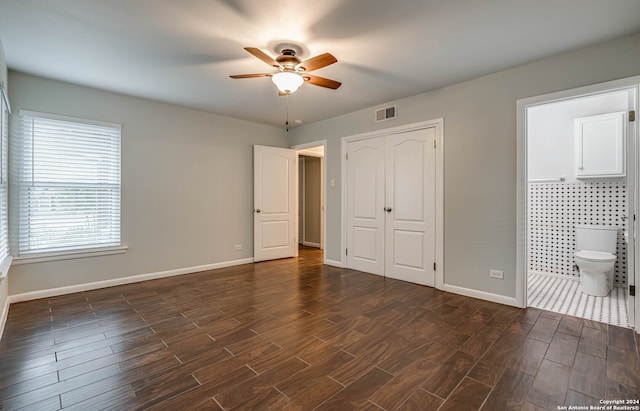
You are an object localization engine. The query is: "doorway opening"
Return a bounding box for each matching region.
[517,78,639,330]
[292,141,327,262]
[297,147,324,250]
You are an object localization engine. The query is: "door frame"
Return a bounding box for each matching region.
[516,76,640,332]
[340,118,444,289]
[291,140,328,260]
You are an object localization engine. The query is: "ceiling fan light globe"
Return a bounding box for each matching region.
[272,72,304,94]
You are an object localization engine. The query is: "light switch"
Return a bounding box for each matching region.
[330,178,335,188]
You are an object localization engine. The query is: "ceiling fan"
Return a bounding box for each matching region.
[230,46,341,95]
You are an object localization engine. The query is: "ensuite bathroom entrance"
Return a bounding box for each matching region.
[521,81,638,329]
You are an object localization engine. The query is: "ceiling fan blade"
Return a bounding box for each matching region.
[230,73,271,79]
[244,47,280,67]
[297,53,337,72]
[304,74,341,90]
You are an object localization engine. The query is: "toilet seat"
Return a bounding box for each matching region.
[574,250,616,263]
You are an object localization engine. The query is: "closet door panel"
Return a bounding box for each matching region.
[346,137,385,275]
[385,128,436,286]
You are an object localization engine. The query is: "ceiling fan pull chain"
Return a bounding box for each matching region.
[286,93,289,132]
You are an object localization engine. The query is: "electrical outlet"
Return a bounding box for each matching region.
[489,269,504,279]
[234,244,242,251]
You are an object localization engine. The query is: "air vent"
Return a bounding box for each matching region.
[375,105,397,122]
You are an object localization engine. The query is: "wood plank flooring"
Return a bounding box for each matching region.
[1,246,638,410]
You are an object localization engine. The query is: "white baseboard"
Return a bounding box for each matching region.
[8,257,255,304]
[0,298,9,341]
[324,259,344,268]
[302,241,321,248]
[442,284,520,308]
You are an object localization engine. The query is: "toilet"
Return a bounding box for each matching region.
[574,224,617,297]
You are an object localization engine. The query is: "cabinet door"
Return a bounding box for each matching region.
[575,112,625,178]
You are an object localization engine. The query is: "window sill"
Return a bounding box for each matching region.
[13,246,128,265]
[0,255,10,282]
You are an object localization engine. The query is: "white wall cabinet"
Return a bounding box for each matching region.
[574,111,625,179]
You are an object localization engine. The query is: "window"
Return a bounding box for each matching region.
[0,83,9,273]
[13,110,121,256]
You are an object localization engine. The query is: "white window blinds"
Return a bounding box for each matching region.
[0,85,9,267]
[13,110,121,255]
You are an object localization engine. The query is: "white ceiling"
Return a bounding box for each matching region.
[1,0,639,128]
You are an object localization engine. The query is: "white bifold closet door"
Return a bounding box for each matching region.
[346,127,436,286]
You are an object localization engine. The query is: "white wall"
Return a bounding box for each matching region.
[528,91,629,183]
[0,37,7,92]
[289,32,640,300]
[7,71,288,295]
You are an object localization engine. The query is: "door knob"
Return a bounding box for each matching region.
[255,209,261,213]
[384,207,392,213]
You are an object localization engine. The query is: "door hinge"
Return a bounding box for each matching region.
[433,140,436,149]
[631,285,636,297]
[433,262,436,271]
[345,248,348,256]
[630,111,635,122]
[346,153,349,160]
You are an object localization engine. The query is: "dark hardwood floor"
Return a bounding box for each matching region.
[0,246,638,410]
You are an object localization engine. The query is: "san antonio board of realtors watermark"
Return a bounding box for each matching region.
[557,399,640,410]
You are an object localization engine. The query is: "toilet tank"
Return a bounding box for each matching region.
[575,224,618,254]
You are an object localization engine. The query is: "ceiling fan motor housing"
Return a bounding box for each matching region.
[275,49,301,70]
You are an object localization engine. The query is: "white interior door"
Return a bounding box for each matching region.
[346,137,385,275]
[254,145,296,262]
[385,128,436,286]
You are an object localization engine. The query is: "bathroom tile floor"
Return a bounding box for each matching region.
[528,272,629,328]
